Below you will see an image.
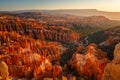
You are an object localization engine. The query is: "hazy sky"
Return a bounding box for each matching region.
[0,0,120,12]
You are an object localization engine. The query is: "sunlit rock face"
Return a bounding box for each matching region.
[69,44,109,80]
[0,16,79,43]
[0,31,65,79]
[34,63,63,80]
[102,43,120,80]
[5,53,53,78]
[0,31,64,61]
[0,16,71,79]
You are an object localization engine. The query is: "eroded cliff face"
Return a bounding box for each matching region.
[102,43,120,80]
[0,16,79,43]
[69,44,109,80]
[0,31,65,79]
[0,15,79,79]
[0,31,63,61]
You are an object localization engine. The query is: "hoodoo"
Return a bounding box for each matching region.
[102,43,120,80]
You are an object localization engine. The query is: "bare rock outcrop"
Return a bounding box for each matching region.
[102,43,120,80]
[0,31,65,79]
[69,44,109,80]
[0,16,79,43]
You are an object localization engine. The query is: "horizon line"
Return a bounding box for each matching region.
[0,9,120,13]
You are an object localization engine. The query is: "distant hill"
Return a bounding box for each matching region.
[3,9,120,20]
[40,9,120,21]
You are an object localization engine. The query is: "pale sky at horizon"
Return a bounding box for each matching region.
[0,0,120,12]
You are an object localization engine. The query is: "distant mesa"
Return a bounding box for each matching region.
[7,9,120,20]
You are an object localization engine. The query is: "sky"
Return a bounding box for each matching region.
[0,0,120,12]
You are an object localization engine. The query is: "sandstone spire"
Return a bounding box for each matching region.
[102,43,120,80]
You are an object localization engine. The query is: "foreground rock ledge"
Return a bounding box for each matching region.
[102,43,120,80]
[69,44,109,80]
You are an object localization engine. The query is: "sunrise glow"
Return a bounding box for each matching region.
[0,0,120,12]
